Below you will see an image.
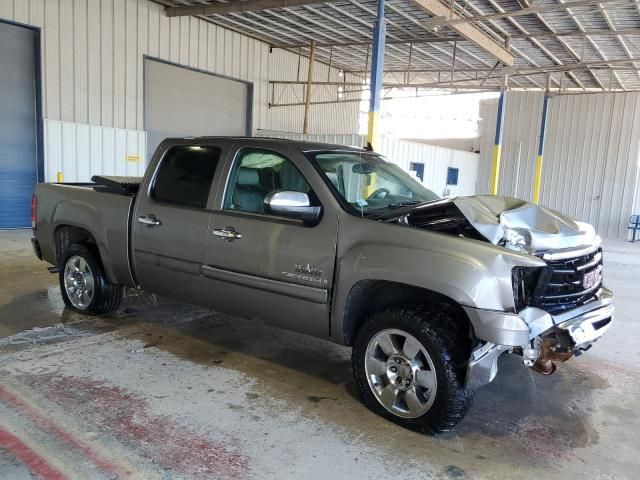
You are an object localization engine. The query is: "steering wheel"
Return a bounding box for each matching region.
[367,188,390,200]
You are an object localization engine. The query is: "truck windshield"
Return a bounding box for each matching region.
[307,151,440,214]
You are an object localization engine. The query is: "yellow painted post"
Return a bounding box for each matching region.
[532,94,550,204]
[366,0,385,150]
[56,172,64,183]
[489,90,506,195]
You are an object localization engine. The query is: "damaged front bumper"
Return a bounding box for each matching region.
[463,287,614,389]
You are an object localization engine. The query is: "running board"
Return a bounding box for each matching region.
[47,266,60,274]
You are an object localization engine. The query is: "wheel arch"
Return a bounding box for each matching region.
[340,279,474,347]
[53,224,113,279]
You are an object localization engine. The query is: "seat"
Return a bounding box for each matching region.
[279,160,309,193]
[233,167,264,213]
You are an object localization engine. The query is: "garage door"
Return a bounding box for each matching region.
[144,59,251,158]
[0,22,38,228]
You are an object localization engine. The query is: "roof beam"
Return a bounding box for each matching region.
[269,28,640,49]
[411,0,514,65]
[165,0,331,17]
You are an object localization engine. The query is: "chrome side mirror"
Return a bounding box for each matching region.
[264,190,322,224]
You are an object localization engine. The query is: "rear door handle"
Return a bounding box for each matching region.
[212,226,242,241]
[138,215,161,227]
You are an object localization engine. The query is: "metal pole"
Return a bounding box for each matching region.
[489,87,506,195]
[489,38,510,195]
[367,0,386,150]
[533,74,552,203]
[303,40,316,134]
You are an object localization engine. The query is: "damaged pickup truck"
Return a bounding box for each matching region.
[31,137,613,434]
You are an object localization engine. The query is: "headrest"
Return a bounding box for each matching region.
[237,167,260,186]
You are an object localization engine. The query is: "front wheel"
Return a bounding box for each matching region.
[59,244,122,315]
[352,306,474,434]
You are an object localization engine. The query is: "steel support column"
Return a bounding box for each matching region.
[489,88,506,195]
[367,0,386,149]
[303,40,316,134]
[533,94,550,204]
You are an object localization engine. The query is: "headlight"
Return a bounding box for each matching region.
[504,227,532,253]
[512,266,545,312]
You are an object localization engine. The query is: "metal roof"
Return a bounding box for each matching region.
[158,0,640,94]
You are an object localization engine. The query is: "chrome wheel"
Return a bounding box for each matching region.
[63,255,95,310]
[365,328,437,419]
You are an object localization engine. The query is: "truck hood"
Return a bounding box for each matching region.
[394,195,598,254]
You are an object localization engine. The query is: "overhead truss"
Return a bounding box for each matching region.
[159,0,640,94]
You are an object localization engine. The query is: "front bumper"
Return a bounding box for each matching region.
[464,287,614,389]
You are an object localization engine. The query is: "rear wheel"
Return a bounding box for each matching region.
[352,306,474,434]
[59,244,122,315]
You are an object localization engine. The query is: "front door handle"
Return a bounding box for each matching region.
[212,226,242,241]
[138,215,161,227]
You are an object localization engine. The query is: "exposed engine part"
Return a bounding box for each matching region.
[528,331,575,376]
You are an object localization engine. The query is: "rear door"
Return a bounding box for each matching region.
[132,140,232,304]
[204,140,339,338]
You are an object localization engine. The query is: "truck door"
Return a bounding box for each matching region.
[204,141,339,338]
[132,140,230,304]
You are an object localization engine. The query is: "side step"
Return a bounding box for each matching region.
[47,266,60,274]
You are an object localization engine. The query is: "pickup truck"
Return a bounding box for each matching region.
[31,137,614,434]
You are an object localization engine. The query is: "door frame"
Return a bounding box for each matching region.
[142,55,254,144]
[0,18,45,184]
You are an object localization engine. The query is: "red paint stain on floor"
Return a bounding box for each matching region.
[0,425,67,480]
[0,384,129,478]
[18,373,249,479]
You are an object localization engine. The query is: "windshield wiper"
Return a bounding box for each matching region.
[386,200,421,209]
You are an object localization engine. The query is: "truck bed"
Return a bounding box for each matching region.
[34,182,137,287]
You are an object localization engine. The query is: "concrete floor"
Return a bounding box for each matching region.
[1,229,639,480]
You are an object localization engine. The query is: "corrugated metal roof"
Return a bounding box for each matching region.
[156,0,640,94]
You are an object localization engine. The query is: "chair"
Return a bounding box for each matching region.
[629,215,640,242]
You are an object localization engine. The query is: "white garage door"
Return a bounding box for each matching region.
[144,59,251,158]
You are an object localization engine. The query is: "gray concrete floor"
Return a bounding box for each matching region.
[1,229,639,479]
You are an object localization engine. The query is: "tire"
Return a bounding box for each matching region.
[59,244,122,315]
[352,305,474,434]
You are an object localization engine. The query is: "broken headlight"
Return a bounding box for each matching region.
[503,227,533,253]
[512,266,544,312]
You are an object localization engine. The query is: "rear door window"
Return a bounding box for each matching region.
[152,145,221,208]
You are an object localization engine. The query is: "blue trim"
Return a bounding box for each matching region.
[493,91,506,145]
[537,95,549,156]
[0,18,44,184]
[368,0,386,114]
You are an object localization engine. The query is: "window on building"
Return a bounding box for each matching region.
[152,145,221,208]
[446,167,459,186]
[410,162,425,181]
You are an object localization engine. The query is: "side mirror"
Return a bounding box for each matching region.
[264,190,322,224]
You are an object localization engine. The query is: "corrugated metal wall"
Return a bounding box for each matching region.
[478,91,640,238]
[44,119,146,182]
[0,0,359,181]
[267,48,361,134]
[257,130,480,197]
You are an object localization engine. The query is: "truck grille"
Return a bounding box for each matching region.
[531,248,603,314]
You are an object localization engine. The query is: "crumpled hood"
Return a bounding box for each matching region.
[451,196,598,252]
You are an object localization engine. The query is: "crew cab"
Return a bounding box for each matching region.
[31,137,614,433]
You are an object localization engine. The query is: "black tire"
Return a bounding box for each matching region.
[59,244,122,315]
[352,305,474,434]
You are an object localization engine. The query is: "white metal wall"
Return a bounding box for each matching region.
[478,91,640,238]
[44,119,146,182]
[267,48,361,134]
[257,130,480,197]
[0,0,359,181]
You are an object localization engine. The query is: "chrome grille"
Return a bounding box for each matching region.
[532,248,603,314]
